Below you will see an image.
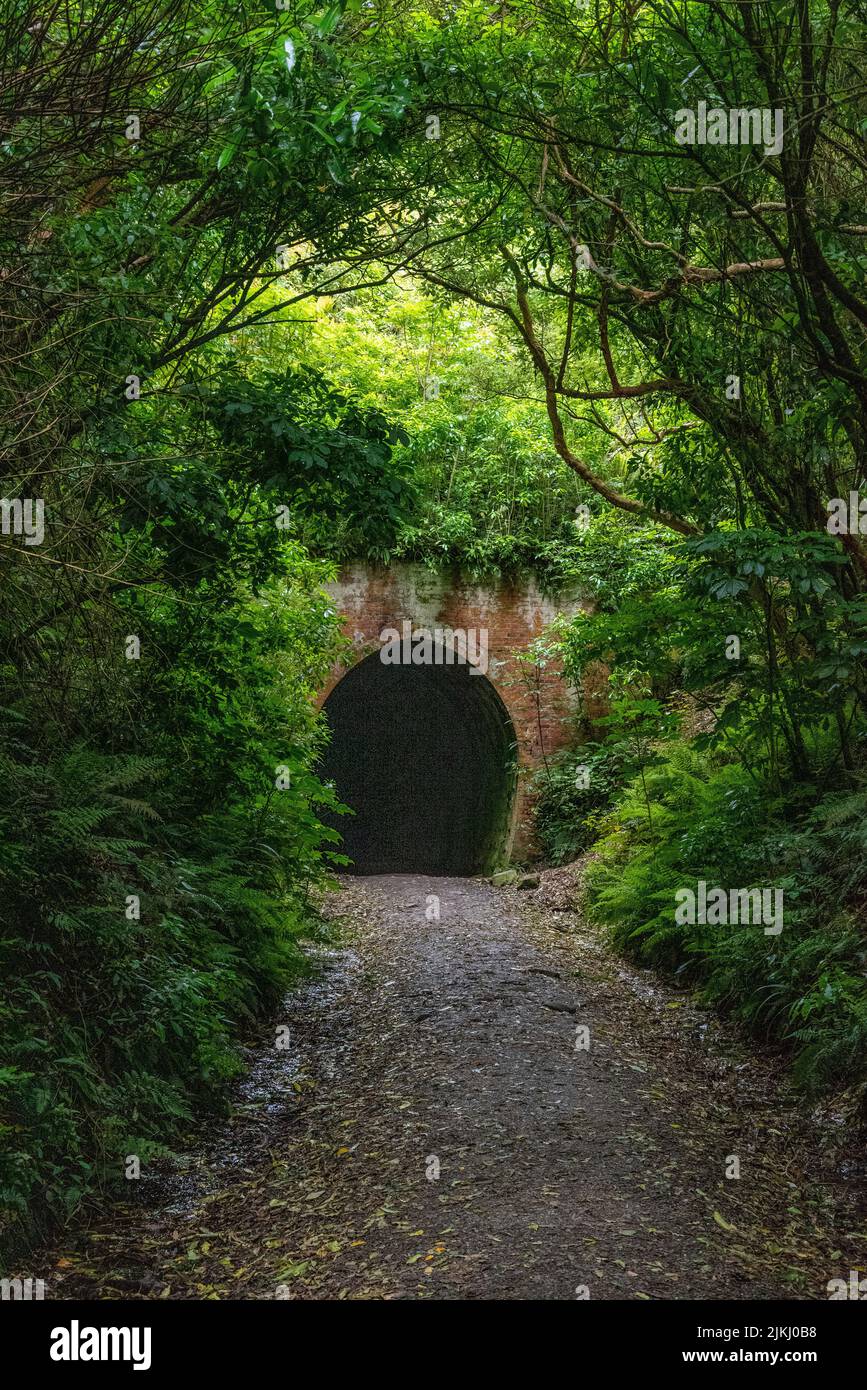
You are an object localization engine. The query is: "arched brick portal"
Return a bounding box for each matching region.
[316,562,594,864]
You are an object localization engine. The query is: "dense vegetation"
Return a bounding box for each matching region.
[2,0,866,1257]
[0,0,415,1252]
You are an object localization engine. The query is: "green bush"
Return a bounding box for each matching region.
[0,565,347,1259]
[533,743,625,863]
[586,745,867,1093]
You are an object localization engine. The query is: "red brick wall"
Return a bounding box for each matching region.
[317,563,597,860]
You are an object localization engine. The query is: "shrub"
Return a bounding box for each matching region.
[533,743,625,864]
[586,745,867,1092]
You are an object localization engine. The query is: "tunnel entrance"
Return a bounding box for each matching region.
[318,648,517,875]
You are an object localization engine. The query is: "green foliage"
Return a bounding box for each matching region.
[533,743,625,864]
[0,0,394,1257]
[561,528,867,784]
[293,282,680,589]
[586,746,867,1093]
[0,550,348,1254]
[4,0,867,1261]
[554,523,867,1095]
[203,365,416,561]
[298,284,597,580]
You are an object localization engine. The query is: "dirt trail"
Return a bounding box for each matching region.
[34,874,864,1301]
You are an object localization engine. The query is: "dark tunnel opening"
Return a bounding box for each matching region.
[318,647,517,875]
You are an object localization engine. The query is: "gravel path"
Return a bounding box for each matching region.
[32,874,865,1301]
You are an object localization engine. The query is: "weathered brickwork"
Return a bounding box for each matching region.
[318,563,600,859]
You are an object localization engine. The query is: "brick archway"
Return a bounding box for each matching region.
[317,562,596,861]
